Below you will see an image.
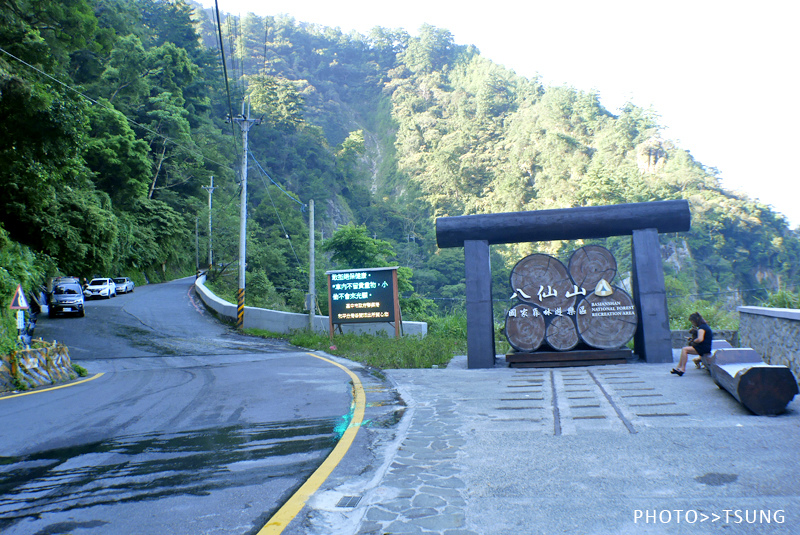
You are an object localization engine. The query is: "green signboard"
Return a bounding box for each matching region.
[327,267,397,324]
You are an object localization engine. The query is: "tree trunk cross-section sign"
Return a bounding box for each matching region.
[546,314,580,351]
[510,254,577,312]
[504,303,546,352]
[505,245,637,352]
[568,245,617,291]
[576,289,637,350]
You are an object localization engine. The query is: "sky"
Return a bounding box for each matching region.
[204,0,800,229]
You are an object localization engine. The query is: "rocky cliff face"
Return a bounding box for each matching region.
[663,239,692,274]
[637,137,668,174]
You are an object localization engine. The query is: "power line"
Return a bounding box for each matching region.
[249,151,306,209]
[666,288,769,299]
[247,151,304,270]
[213,0,241,161]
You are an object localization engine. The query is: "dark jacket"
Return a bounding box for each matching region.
[693,323,713,355]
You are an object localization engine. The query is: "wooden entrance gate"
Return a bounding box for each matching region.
[435,200,691,368]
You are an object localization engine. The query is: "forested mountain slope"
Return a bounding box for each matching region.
[200,12,799,312]
[1,0,798,350]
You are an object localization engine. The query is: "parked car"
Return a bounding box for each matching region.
[84,278,117,299]
[113,277,135,294]
[49,276,81,291]
[49,281,85,317]
[52,276,81,284]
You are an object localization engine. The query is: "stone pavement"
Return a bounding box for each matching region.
[297,352,800,534]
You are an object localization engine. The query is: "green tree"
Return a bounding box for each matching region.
[322,224,394,269]
[84,100,151,204]
[247,74,305,129]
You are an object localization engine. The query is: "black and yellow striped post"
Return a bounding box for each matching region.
[237,288,245,329]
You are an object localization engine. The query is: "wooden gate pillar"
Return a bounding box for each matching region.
[464,240,496,368]
[631,228,673,363]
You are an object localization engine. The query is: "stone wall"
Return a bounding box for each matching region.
[1,342,75,392]
[738,306,800,384]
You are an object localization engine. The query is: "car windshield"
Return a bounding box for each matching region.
[54,285,81,295]
[113,278,126,283]
[89,279,107,286]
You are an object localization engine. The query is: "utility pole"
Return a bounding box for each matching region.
[229,101,261,329]
[202,176,216,272]
[195,217,199,275]
[308,199,315,331]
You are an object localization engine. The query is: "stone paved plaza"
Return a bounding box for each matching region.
[294,352,800,534]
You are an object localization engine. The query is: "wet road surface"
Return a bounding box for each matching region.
[0,277,365,534]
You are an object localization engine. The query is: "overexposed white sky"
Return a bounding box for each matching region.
[206,0,800,228]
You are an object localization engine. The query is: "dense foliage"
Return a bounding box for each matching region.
[1,0,798,352]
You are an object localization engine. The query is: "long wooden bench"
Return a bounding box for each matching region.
[695,339,732,369]
[703,347,798,415]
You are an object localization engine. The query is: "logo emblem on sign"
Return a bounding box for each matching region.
[594,279,614,297]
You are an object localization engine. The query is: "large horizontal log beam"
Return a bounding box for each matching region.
[706,347,799,415]
[712,363,799,416]
[436,200,691,248]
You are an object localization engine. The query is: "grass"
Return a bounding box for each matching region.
[247,328,467,369]
[245,311,472,369]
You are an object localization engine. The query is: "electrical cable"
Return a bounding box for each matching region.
[214,0,235,119]
[213,0,241,163]
[247,153,305,269]
[248,151,306,209]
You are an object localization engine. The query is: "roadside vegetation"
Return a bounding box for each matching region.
[246,310,468,369]
[72,364,89,378]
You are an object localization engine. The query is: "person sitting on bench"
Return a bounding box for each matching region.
[688,327,704,368]
[672,312,713,376]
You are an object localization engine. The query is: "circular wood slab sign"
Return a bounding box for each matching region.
[568,245,617,291]
[545,315,579,351]
[505,304,546,352]
[576,287,637,350]
[510,254,577,312]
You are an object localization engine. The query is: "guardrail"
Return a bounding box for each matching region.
[193,275,428,337]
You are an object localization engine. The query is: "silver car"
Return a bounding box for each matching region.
[84,278,117,299]
[49,282,85,317]
[113,277,135,294]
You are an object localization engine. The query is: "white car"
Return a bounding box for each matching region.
[113,277,135,294]
[84,278,117,299]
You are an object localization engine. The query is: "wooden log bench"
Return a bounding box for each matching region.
[692,339,731,369]
[712,339,733,349]
[699,346,736,373]
[706,347,798,415]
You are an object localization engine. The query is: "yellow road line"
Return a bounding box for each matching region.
[258,352,367,534]
[0,372,104,400]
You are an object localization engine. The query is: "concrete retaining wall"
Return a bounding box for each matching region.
[194,276,427,337]
[1,342,75,392]
[738,306,800,383]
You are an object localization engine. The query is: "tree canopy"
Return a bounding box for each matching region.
[1,0,798,351]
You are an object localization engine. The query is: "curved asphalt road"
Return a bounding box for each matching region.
[0,277,359,535]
